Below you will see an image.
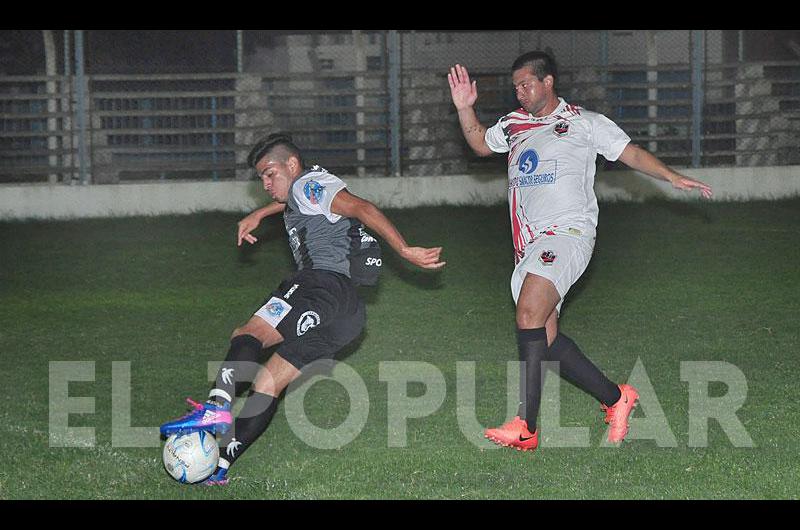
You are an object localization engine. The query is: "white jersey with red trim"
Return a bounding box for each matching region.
[485,97,630,264]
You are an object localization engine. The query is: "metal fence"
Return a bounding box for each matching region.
[1,30,799,184]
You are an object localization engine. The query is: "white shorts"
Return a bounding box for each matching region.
[510,227,595,314]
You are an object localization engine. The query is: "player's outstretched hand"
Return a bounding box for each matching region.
[672,175,713,200]
[237,213,261,246]
[448,64,478,110]
[400,246,446,270]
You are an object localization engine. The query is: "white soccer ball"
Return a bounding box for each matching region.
[162,430,219,484]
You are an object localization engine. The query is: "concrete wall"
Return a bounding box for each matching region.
[1,166,799,221]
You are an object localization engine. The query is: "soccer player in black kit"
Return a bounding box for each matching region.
[160,133,445,485]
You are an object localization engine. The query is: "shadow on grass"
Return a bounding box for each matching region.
[381,248,445,292]
[639,197,716,224]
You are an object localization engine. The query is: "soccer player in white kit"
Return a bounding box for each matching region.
[448,51,712,451]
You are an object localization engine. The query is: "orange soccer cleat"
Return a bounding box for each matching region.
[601,384,639,444]
[484,416,539,451]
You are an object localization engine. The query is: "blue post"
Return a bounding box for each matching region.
[211,96,219,181]
[142,97,152,146]
[64,30,71,77]
[691,30,705,169]
[74,30,89,184]
[236,30,243,74]
[388,30,401,176]
[600,30,609,84]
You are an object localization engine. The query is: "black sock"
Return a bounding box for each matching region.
[209,334,265,408]
[547,333,621,407]
[517,327,548,433]
[216,390,278,471]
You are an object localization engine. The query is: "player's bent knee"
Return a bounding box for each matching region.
[516,303,558,329]
[252,354,300,397]
[516,274,561,329]
[516,310,548,330]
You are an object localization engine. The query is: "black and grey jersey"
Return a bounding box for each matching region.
[283,166,364,278]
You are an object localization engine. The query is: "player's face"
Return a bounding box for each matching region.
[513,67,550,116]
[255,155,297,203]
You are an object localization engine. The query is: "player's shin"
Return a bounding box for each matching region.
[517,327,548,433]
[547,333,621,406]
[213,390,278,478]
[209,334,265,408]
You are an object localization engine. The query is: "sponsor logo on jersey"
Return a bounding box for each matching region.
[553,121,570,137]
[359,227,377,243]
[509,172,556,188]
[518,149,539,175]
[539,250,557,265]
[511,149,557,188]
[296,311,321,336]
[303,180,325,205]
[288,227,301,253]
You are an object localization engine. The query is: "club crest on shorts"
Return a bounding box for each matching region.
[539,250,557,265]
[303,180,325,205]
[553,121,570,137]
[296,311,321,336]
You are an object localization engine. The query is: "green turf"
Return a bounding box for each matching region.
[1,199,798,499]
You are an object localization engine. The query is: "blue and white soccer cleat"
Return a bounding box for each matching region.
[160,398,233,437]
[202,466,229,487]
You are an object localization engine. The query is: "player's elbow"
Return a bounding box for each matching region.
[471,143,494,158]
[359,201,382,222]
[346,198,379,223]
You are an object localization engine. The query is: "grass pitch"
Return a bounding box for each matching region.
[1,199,798,499]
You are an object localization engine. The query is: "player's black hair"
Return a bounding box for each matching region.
[511,51,558,87]
[247,132,305,169]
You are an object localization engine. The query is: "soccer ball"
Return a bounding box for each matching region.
[162,430,219,484]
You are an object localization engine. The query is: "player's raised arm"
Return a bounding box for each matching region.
[331,189,446,270]
[237,202,287,246]
[618,143,713,199]
[448,64,494,157]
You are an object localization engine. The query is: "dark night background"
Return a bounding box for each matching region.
[2,30,800,75]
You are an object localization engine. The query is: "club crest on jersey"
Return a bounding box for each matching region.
[553,121,570,137]
[539,250,557,266]
[303,180,325,205]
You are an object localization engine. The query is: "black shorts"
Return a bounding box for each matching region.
[253,268,366,370]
